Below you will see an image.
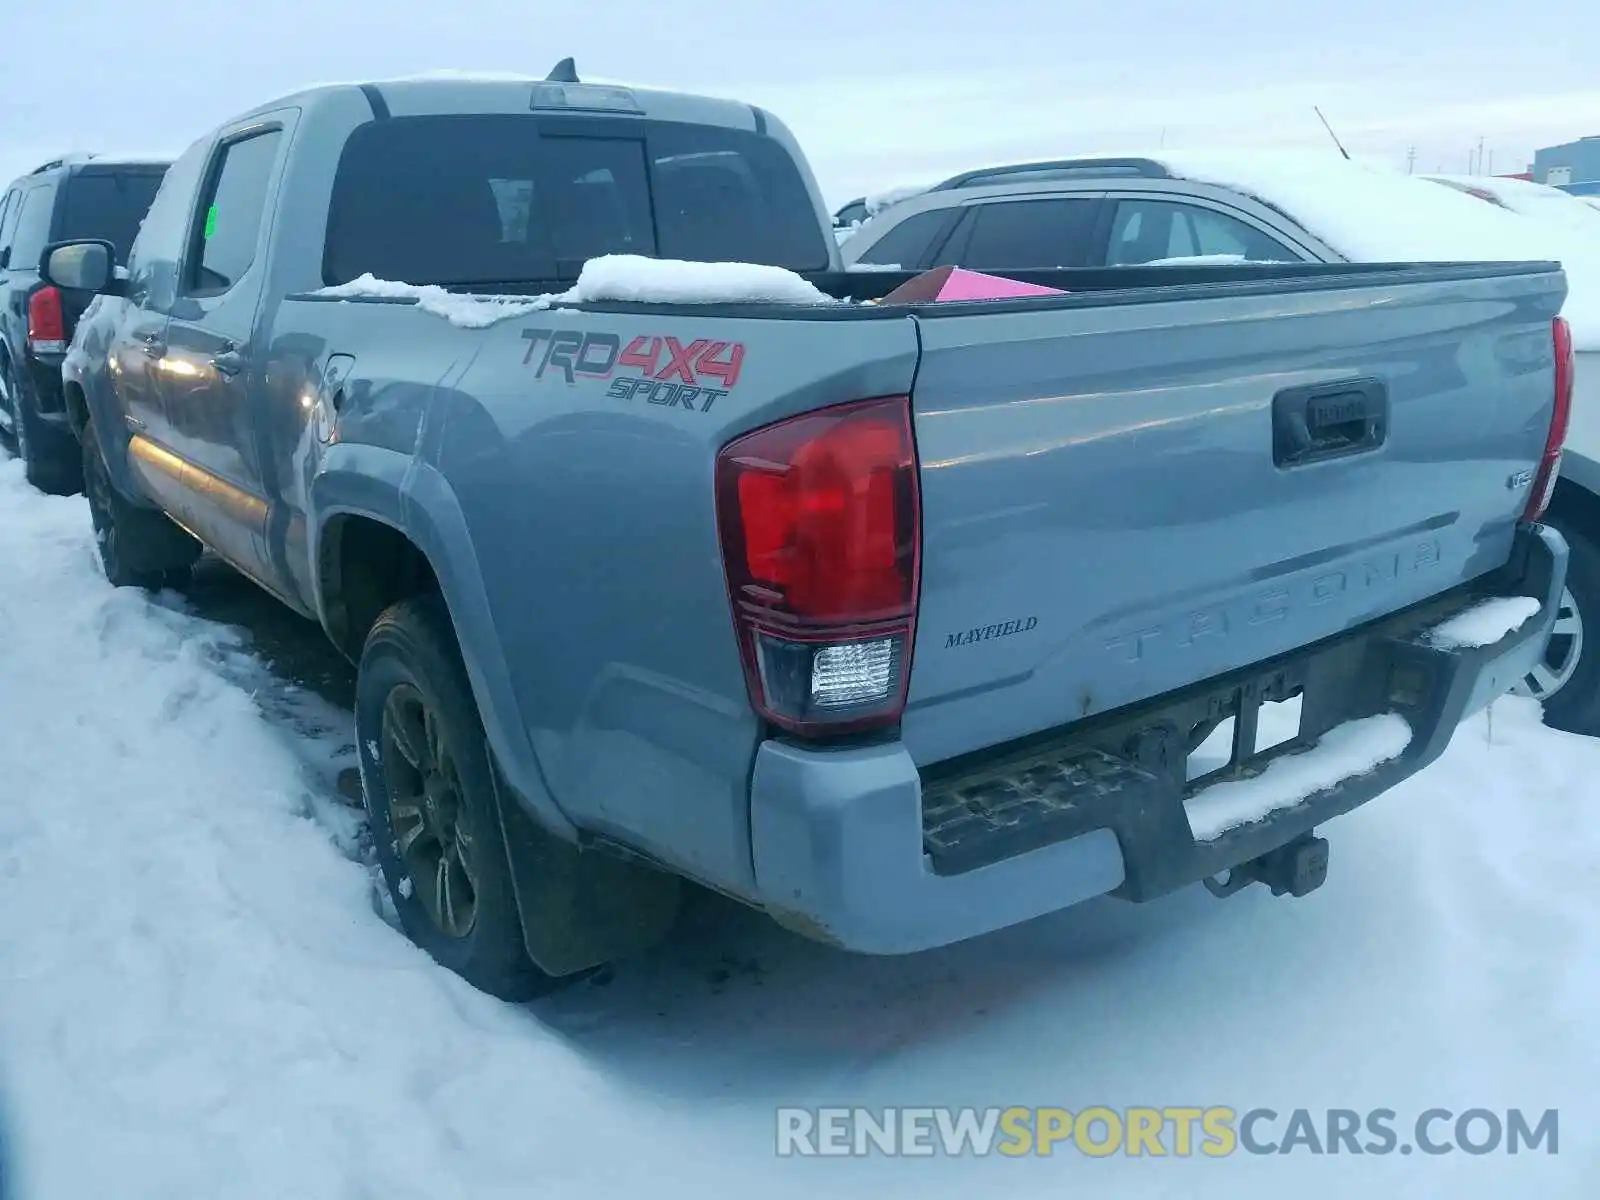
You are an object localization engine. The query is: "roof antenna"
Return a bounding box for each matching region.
[546,57,579,83]
[1314,106,1351,160]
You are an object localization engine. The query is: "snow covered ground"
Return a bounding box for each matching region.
[1,449,1598,1198]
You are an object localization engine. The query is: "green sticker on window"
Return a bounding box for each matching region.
[203,204,218,239]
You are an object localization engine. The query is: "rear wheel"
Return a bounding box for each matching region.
[3,360,83,496]
[356,593,557,1001]
[1518,519,1600,735]
[80,417,200,589]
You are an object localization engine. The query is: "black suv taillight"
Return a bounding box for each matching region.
[27,286,67,354]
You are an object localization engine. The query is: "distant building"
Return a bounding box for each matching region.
[1533,136,1600,186]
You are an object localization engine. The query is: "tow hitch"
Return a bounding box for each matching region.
[1204,832,1330,899]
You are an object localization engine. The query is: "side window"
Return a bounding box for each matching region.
[9,186,58,271]
[853,208,953,268]
[951,198,1099,270]
[185,129,282,296]
[1107,199,1299,265]
[0,190,17,258]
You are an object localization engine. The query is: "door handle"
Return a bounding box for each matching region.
[211,349,244,376]
[1271,377,1389,468]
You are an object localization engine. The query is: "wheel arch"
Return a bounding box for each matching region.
[1548,468,1600,542]
[61,377,90,438]
[309,452,577,842]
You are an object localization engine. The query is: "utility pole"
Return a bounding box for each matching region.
[1476,135,1486,174]
[1406,145,1417,175]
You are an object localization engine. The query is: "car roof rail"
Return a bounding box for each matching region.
[545,57,579,83]
[931,157,1173,190]
[29,152,97,175]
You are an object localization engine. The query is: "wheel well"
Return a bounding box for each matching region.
[320,515,440,660]
[62,380,90,438]
[1547,478,1600,545]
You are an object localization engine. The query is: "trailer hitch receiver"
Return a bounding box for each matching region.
[1204,832,1330,899]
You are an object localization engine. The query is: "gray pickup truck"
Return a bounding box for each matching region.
[50,70,1570,1000]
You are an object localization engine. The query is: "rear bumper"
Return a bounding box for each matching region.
[749,523,1567,954]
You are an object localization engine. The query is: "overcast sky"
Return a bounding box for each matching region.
[5,0,1600,201]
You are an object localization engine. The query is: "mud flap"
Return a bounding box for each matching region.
[490,760,681,977]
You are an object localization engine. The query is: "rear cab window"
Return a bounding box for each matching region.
[322,114,831,287]
[56,168,168,265]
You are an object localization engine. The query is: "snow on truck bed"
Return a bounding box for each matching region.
[1,448,1597,1200]
[316,255,834,327]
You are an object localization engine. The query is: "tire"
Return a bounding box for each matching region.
[1520,518,1600,735]
[80,417,200,589]
[356,593,556,1001]
[4,359,83,496]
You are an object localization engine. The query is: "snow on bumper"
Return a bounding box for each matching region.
[748,524,1567,954]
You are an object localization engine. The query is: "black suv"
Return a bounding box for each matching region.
[0,154,168,493]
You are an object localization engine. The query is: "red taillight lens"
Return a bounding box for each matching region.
[715,396,921,735]
[1524,316,1575,523]
[27,286,67,354]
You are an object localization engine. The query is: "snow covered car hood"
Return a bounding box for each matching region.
[1151,153,1600,352]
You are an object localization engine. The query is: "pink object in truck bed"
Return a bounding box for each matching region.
[875,264,1068,305]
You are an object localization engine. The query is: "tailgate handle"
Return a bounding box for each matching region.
[1272,377,1388,468]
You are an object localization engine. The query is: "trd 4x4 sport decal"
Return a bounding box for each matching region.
[521,328,746,414]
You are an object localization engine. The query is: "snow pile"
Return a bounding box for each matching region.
[1184,714,1413,841]
[1146,253,1253,266]
[315,274,553,328]
[1156,151,1600,350]
[564,254,834,305]
[865,183,935,217]
[0,456,622,1197]
[1426,596,1542,650]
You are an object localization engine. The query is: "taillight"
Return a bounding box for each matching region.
[715,396,921,736]
[27,286,67,354]
[1524,316,1575,522]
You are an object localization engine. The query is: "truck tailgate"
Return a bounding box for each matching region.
[902,267,1565,765]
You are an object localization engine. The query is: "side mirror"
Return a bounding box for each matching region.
[41,240,119,294]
